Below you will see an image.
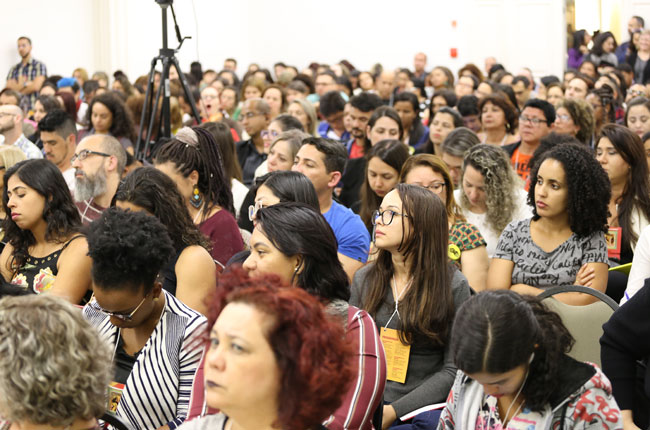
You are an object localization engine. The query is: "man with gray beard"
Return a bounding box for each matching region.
[71,134,126,225]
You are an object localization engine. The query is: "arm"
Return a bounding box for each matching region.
[0,242,14,283]
[19,75,44,95]
[551,262,608,305]
[51,237,92,304]
[166,313,208,429]
[339,252,364,282]
[600,282,650,425]
[486,258,515,290]
[330,308,386,430]
[622,225,650,304]
[460,246,488,291]
[175,246,217,316]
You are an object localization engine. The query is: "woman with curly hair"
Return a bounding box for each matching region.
[114,167,217,315]
[0,159,91,303]
[83,208,207,429]
[182,269,354,430]
[351,184,471,428]
[401,154,489,291]
[439,290,621,429]
[81,91,136,154]
[489,143,610,304]
[596,124,650,265]
[454,144,531,258]
[0,295,113,430]
[154,126,243,267]
[553,98,595,145]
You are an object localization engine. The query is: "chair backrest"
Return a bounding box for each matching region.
[100,412,134,430]
[539,285,618,368]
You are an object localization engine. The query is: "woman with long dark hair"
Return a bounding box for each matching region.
[351,184,471,428]
[242,202,386,430]
[81,92,136,154]
[401,155,489,291]
[596,124,650,265]
[358,139,410,231]
[439,290,621,429]
[114,167,216,315]
[155,126,243,267]
[0,159,91,303]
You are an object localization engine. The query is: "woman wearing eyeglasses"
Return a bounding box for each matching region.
[241,202,386,430]
[252,114,305,180]
[83,208,206,430]
[350,184,471,429]
[114,167,216,316]
[0,159,92,303]
[400,154,488,291]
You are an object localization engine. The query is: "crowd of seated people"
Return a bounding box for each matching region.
[7,18,650,428]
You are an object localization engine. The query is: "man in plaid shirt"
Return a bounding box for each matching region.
[5,36,47,112]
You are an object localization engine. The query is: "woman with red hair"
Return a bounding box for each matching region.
[181,268,355,430]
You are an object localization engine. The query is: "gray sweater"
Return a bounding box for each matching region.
[350,264,470,418]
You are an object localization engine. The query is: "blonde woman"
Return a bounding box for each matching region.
[454,144,531,257]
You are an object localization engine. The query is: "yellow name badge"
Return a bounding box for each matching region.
[108,381,125,413]
[380,327,411,383]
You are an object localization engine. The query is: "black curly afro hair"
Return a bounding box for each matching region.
[527,142,610,238]
[87,207,175,292]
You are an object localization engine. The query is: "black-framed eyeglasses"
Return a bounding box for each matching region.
[88,292,149,322]
[372,209,410,226]
[519,115,547,126]
[71,149,111,163]
[415,181,446,194]
[248,200,267,221]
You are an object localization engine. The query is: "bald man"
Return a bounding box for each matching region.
[0,104,42,158]
[375,70,396,105]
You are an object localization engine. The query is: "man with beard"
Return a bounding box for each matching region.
[72,134,126,225]
[37,109,77,192]
[5,37,47,111]
[0,104,42,159]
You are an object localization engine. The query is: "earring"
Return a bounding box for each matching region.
[190,184,203,209]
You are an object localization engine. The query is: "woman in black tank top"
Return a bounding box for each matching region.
[0,159,92,303]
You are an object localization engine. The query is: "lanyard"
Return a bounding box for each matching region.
[385,274,411,329]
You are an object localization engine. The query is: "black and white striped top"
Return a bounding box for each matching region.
[83,290,207,429]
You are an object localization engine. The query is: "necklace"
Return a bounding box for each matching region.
[385,274,412,328]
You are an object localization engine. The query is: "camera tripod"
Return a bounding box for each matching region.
[134,0,201,161]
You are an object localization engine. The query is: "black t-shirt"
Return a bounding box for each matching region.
[114,335,140,384]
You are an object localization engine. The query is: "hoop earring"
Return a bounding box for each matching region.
[190,184,203,209]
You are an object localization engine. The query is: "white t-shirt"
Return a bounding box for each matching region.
[231,178,249,218]
[62,167,75,193]
[454,188,531,258]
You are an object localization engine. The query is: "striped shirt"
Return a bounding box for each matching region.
[84,291,207,430]
[6,58,47,110]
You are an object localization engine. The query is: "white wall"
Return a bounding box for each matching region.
[0,0,645,87]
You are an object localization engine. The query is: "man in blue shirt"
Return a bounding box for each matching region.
[293,137,370,280]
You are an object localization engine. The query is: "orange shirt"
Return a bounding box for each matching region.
[511,147,533,190]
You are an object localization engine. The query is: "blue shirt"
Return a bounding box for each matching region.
[323,200,370,263]
[318,120,351,143]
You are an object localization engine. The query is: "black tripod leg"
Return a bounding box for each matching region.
[135,57,160,160]
[170,57,201,124]
[142,59,167,160]
[159,57,172,139]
